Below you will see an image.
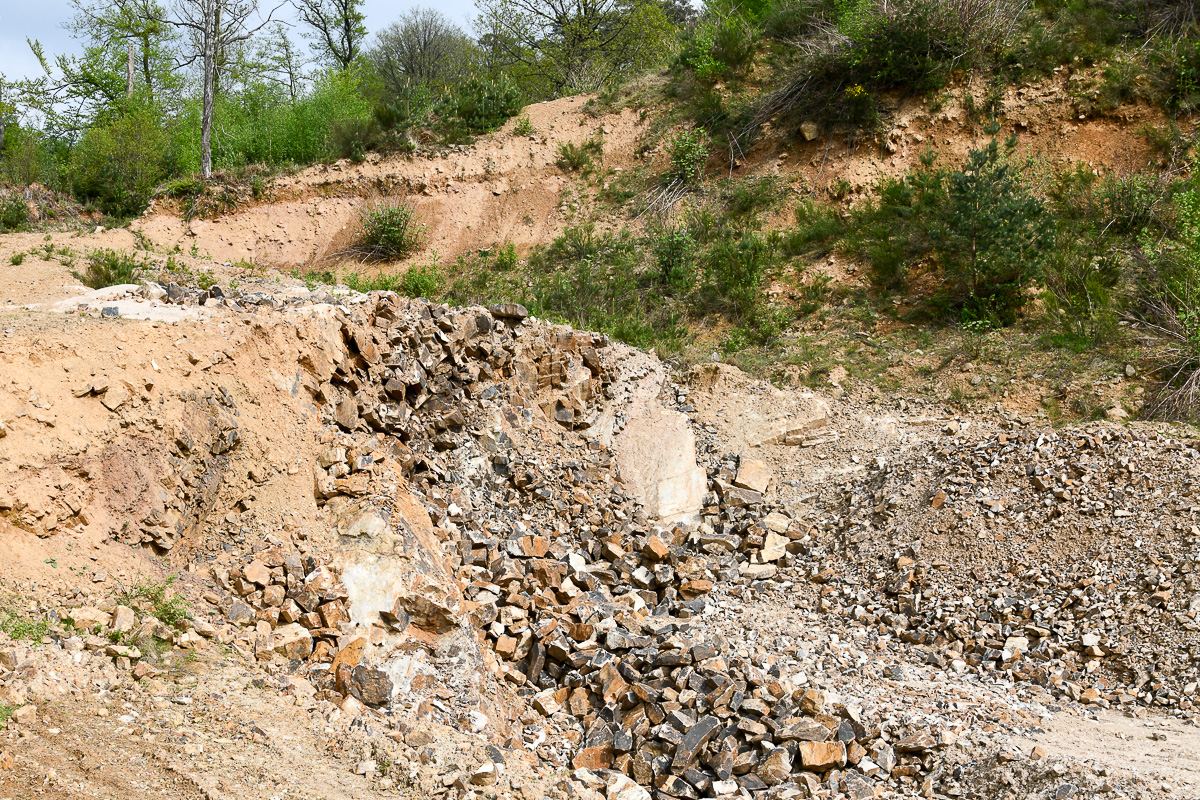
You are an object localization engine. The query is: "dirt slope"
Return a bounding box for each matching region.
[121,70,1167,276]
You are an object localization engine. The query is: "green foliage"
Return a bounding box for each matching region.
[1042,240,1121,346]
[514,114,534,136]
[701,230,777,319]
[1134,181,1200,418]
[0,608,50,642]
[9,252,26,266]
[722,175,785,224]
[0,125,58,187]
[492,241,519,270]
[652,225,696,292]
[556,137,603,172]
[170,69,374,175]
[784,140,1051,323]
[476,0,679,100]
[842,155,947,291]
[72,100,170,218]
[74,248,146,289]
[929,137,1054,323]
[525,225,687,350]
[0,197,29,233]
[119,577,191,629]
[437,74,523,136]
[376,82,435,133]
[330,117,387,162]
[666,128,710,186]
[1151,36,1200,115]
[345,263,444,297]
[0,702,16,726]
[677,12,757,83]
[782,200,847,259]
[353,200,427,261]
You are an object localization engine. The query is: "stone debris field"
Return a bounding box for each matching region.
[0,278,1197,800]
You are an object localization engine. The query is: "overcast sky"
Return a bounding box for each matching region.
[0,0,480,82]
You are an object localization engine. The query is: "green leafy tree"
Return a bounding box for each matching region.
[150,0,289,178]
[930,136,1053,323]
[295,0,368,70]
[475,0,678,97]
[68,0,182,101]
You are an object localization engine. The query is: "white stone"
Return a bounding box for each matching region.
[606,773,651,800]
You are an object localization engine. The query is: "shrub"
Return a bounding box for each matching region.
[723,176,785,224]
[652,226,697,292]
[747,0,1027,137]
[1151,36,1200,114]
[400,263,443,298]
[701,231,776,318]
[0,610,49,642]
[514,114,534,136]
[376,82,435,133]
[782,200,846,258]
[1043,240,1122,346]
[666,128,710,187]
[527,226,686,351]
[352,199,427,261]
[763,0,836,40]
[556,138,604,172]
[170,69,374,174]
[1133,184,1200,418]
[493,242,519,270]
[331,118,386,163]
[678,12,758,83]
[0,197,28,233]
[843,156,947,291]
[120,578,190,629]
[9,252,25,266]
[73,102,170,218]
[74,248,145,289]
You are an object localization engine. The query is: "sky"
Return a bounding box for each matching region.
[0,0,480,82]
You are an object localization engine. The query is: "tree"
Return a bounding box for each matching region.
[369,9,479,97]
[250,23,310,101]
[68,0,181,102]
[150,0,287,178]
[295,0,367,70]
[474,0,676,97]
[930,136,1054,324]
[0,77,10,155]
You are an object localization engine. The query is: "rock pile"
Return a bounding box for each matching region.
[813,422,1200,711]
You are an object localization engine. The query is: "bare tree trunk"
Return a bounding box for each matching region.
[0,82,6,155]
[201,0,215,179]
[127,42,135,97]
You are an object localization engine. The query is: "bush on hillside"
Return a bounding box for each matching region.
[667,128,710,187]
[437,75,523,137]
[74,248,145,289]
[0,196,29,233]
[73,102,170,218]
[352,199,427,261]
[1132,183,1200,419]
[556,138,604,173]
